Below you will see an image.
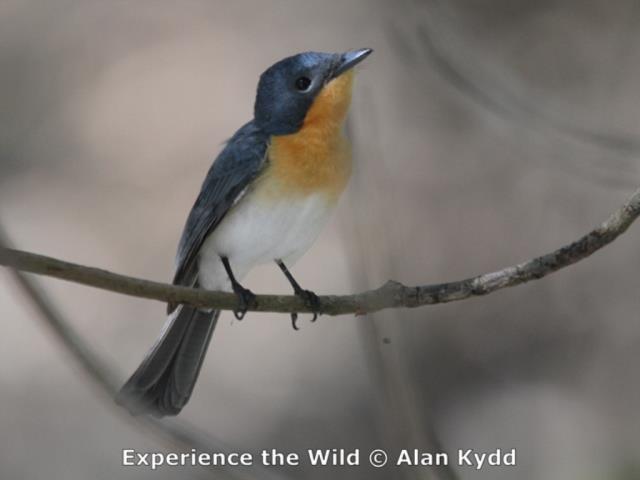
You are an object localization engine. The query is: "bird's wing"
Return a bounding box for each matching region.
[168,121,269,311]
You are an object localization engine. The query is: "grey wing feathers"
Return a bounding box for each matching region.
[168,121,269,311]
[117,122,268,417]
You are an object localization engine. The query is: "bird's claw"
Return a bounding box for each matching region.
[232,285,256,320]
[290,289,321,330]
[299,289,321,319]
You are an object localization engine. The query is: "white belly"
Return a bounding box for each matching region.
[197,191,334,290]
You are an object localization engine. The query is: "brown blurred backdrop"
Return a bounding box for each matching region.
[2,1,640,479]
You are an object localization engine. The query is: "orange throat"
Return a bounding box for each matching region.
[265,70,355,200]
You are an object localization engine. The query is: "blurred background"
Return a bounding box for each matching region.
[2,0,640,479]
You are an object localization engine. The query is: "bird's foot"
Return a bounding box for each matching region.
[291,289,321,330]
[232,284,257,320]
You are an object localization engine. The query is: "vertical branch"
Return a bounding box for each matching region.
[346,104,460,480]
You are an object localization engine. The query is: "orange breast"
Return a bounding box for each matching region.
[259,70,355,201]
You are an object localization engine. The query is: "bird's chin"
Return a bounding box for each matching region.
[305,71,354,126]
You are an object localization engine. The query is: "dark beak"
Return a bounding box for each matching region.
[331,48,373,78]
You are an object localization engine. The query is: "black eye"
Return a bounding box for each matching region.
[295,76,312,91]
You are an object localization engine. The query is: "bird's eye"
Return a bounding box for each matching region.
[295,76,312,91]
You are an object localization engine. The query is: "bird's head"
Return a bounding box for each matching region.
[254,48,372,135]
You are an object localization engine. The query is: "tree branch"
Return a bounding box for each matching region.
[0,225,290,480]
[1,187,639,315]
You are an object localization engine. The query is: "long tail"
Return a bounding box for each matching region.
[116,306,219,417]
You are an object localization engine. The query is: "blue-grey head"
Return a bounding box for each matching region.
[253,48,372,136]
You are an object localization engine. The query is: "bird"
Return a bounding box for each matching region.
[116,48,373,417]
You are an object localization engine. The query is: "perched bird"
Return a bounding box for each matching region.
[116,48,372,417]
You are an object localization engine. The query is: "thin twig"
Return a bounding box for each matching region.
[1,188,639,315]
[415,0,640,158]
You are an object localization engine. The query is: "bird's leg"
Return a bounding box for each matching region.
[220,256,256,320]
[275,260,321,330]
